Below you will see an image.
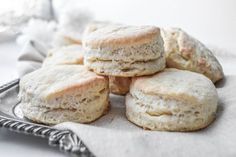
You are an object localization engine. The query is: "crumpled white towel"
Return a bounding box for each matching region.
[0,0,53,37]
[0,0,93,45]
[17,40,236,157]
[17,40,46,76]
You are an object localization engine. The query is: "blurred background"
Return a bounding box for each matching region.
[0,0,235,84]
[1,0,235,48]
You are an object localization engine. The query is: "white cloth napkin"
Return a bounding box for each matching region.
[0,0,93,44]
[17,40,236,157]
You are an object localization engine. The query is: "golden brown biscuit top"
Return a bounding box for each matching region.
[20,65,108,99]
[161,27,224,83]
[43,45,84,66]
[83,25,161,48]
[131,68,217,104]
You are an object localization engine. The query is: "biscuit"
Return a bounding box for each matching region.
[126,68,218,131]
[161,28,224,83]
[19,65,109,125]
[83,21,113,37]
[83,25,165,77]
[52,31,82,48]
[84,22,132,95]
[43,42,130,95]
[42,45,84,66]
[109,76,131,95]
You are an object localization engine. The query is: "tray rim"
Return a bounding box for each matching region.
[0,79,94,157]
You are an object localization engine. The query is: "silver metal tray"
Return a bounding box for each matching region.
[0,79,95,157]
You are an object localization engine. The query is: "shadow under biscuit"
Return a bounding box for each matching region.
[215,77,227,88]
[198,98,225,133]
[90,94,140,131]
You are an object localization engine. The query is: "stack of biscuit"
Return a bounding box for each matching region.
[19,22,223,131]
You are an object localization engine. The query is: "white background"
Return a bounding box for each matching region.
[0,0,236,157]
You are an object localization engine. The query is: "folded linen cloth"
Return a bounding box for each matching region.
[17,40,236,157]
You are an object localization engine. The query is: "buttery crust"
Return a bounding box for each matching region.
[131,68,217,105]
[42,45,84,66]
[161,28,224,83]
[20,65,108,99]
[19,65,109,124]
[126,68,218,131]
[84,23,133,95]
[63,36,82,45]
[83,21,113,37]
[109,76,131,95]
[83,25,161,48]
[83,24,165,77]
